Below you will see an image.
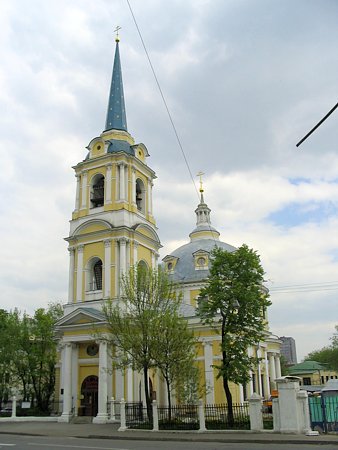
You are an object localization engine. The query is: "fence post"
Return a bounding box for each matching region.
[11,396,16,419]
[198,399,206,432]
[118,398,127,431]
[248,393,263,431]
[297,390,311,433]
[110,397,116,421]
[152,400,159,432]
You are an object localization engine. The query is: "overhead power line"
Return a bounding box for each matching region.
[126,0,199,200]
[296,101,338,147]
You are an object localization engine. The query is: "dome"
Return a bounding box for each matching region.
[168,238,236,283]
[164,187,237,283]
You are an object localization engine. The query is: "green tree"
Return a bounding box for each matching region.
[304,325,338,371]
[0,309,18,405]
[198,245,271,426]
[151,310,197,417]
[17,304,63,412]
[102,265,179,418]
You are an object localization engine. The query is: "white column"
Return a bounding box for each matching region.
[104,239,111,298]
[275,353,282,379]
[115,163,119,201]
[131,168,136,205]
[59,343,73,422]
[239,384,244,403]
[68,247,75,304]
[115,368,125,401]
[147,179,152,215]
[119,238,127,281]
[133,241,138,265]
[71,344,78,416]
[115,240,120,296]
[127,367,133,401]
[76,245,84,302]
[264,350,271,398]
[93,341,109,423]
[203,341,215,404]
[269,353,277,390]
[126,239,130,271]
[105,164,112,204]
[74,174,80,211]
[248,347,254,395]
[257,348,263,396]
[248,370,254,395]
[80,170,88,209]
[119,163,125,200]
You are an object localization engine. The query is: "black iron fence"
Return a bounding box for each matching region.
[125,402,152,429]
[0,399,63,417]
[205,403,250,430]
[158,404,199,430]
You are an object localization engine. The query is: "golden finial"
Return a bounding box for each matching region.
[114,25,121,42]
[196,171,205,193]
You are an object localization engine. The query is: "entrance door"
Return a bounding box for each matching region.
[80,375,98,416]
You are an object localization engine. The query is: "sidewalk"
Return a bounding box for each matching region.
[0,421,337,445]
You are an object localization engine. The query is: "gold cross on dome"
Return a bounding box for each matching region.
[114,26,121,41]
[196,171,205,193]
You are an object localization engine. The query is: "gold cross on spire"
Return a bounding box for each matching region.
[114,25,121,42]
[196,171,205,193]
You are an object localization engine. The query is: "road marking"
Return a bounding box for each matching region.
[28,443,128,450]
[0,445,15,447]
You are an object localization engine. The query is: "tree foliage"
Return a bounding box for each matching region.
[103,265,179,416]
[0,303,62,412]
[304,325,338,371]
[198,244,270,425]
[151,310,196,415]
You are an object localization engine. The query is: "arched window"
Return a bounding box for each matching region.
[136,178,145,213]
[90,174,105,208]
[87,258,103,291]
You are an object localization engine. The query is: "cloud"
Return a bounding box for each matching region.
[1,0,338,362]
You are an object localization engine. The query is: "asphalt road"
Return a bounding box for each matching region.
[0,435,338,450]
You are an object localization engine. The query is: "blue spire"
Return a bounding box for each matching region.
[105,39,127,132]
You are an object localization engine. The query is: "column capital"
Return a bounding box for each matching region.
[118,237,129,245]
[104,239,112,248]
[77,244,84,253]
[81,169,88,175]
[133,240,139,248]
[68,246,76,253]
[117,161,126,168]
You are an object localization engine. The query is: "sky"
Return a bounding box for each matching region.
[1,0,338,361]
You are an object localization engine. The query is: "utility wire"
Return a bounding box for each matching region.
[126,0,199,200]
[296,101,338,147]
[126,0,220,248]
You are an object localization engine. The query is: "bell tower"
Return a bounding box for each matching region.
[65,35,161,306]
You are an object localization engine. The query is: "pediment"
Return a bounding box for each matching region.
[56,307,105,327]
[134,223,161,244]
[72,219,112,237]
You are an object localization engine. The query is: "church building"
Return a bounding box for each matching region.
[55,35,281,423]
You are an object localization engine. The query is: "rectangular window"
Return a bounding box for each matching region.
[303,377,311,385]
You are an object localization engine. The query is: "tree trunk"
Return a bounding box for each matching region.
[143,366,152,421]
[221,315,234,427]
[223,377,234,427]
[165,377,172,421]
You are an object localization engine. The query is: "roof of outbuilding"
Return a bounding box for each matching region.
[288,360,328,374]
